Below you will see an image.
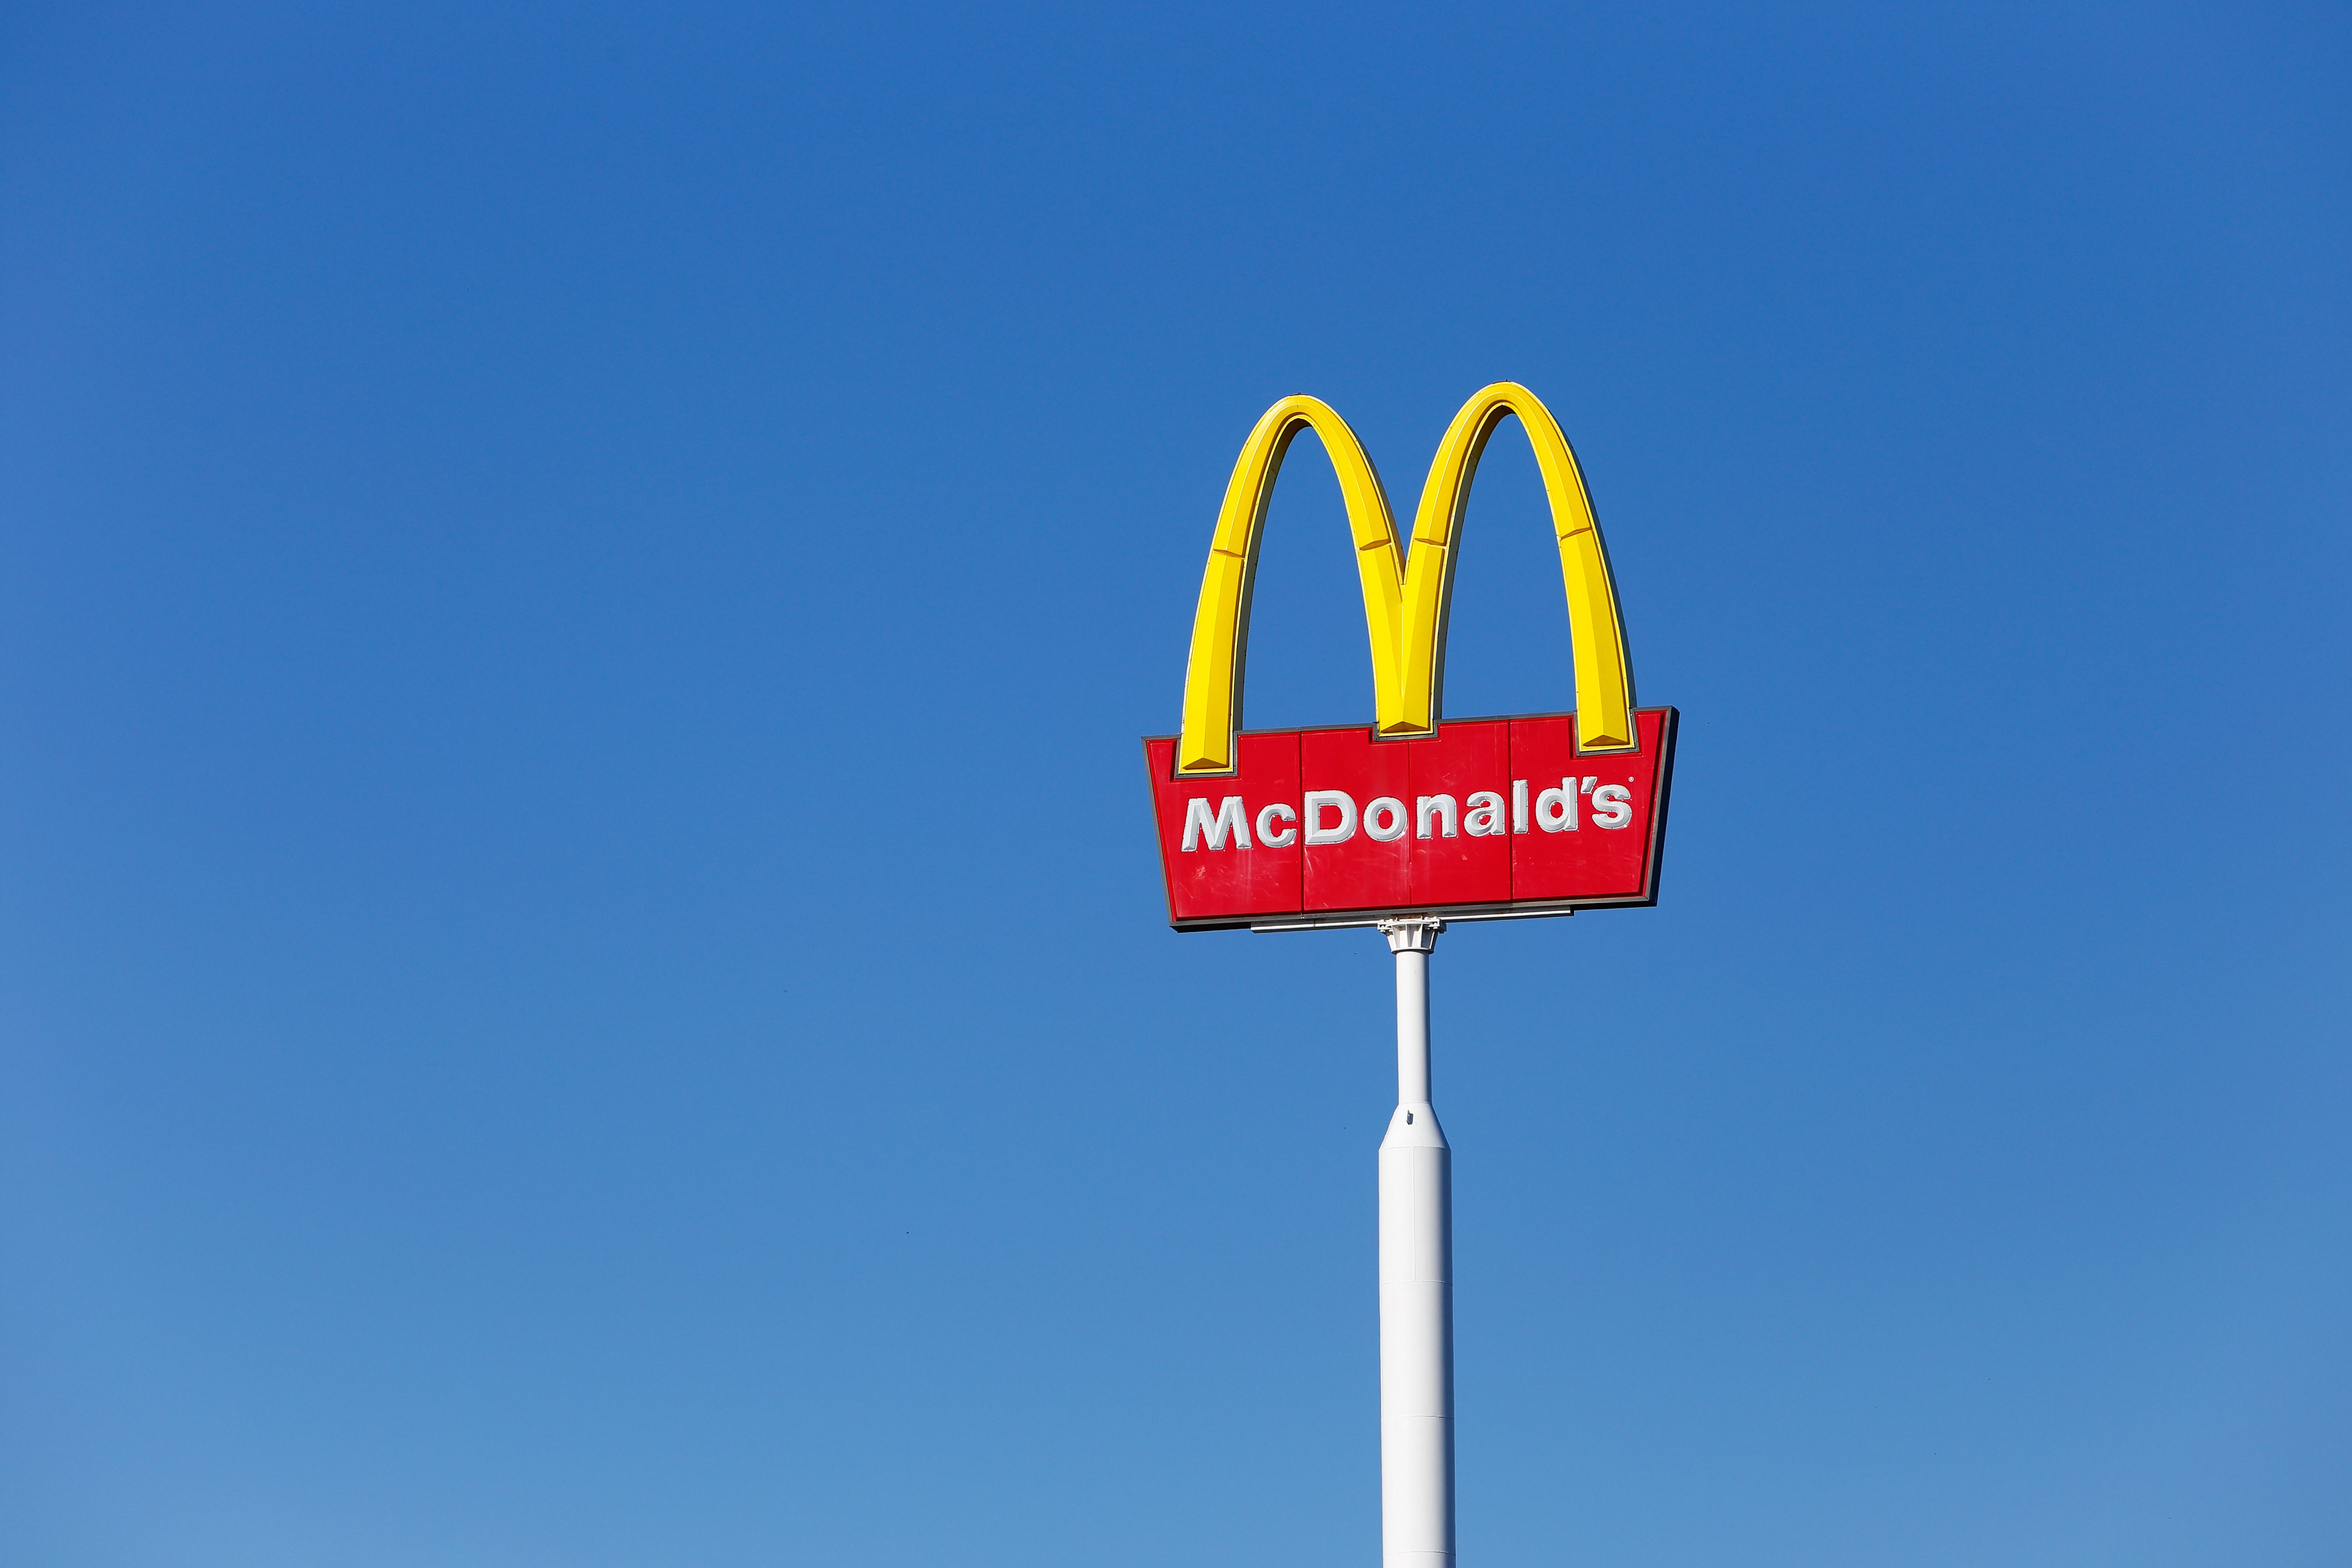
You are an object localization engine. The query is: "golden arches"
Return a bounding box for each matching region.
[1176,384,1635,776]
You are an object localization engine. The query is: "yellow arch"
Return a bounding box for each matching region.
[1176,396,1410,774]
[1175,384,1635,776]
[1394,383,1635,749]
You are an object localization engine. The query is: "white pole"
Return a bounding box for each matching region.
[1376,916,1452,1567]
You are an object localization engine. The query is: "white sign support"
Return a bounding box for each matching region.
[1376,916,1452,1566]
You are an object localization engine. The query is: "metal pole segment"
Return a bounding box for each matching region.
[1376,916,1452,1568]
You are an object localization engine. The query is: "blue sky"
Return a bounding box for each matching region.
[4,4,2347,1564]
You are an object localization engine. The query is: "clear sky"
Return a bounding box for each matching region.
[4,4,2348,1565]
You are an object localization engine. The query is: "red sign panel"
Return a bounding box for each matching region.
[1143,707,1676,931]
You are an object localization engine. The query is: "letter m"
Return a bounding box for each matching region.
[1181,796,1252,851]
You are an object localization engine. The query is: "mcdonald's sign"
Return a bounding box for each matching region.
[1144,383,1678,930]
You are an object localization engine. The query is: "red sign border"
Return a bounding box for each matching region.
[1142,705,1679,933]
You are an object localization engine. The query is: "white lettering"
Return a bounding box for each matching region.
[1278,778,1623,840]
[1589,783,1633,829]
[1463,791,1505,836]
[1181,795,1250,851]
[1415,794,1459,839]
[1303,790,1358,845]
[1535,780,1578,832]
